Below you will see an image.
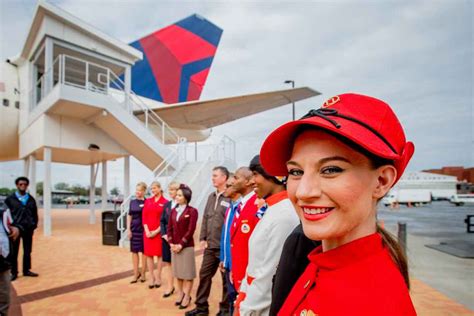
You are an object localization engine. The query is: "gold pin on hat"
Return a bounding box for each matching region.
[322,95,340,108]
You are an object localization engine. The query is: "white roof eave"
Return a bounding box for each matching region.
[19,0,142,62]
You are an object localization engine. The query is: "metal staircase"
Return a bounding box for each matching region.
[116,135,236,247]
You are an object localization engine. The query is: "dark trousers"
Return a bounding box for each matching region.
[195,248,229,311]
[224,269,237,315]
[8,230,34,275]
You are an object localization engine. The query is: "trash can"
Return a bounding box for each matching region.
[102,210,120,246]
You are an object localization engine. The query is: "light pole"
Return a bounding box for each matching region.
[284,80,295,120]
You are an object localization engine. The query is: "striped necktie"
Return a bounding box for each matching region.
[234,202,242,220]
[256,203,268,219]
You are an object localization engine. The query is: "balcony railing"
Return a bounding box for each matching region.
[29,54,181,145]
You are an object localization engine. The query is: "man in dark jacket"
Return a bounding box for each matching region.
[186,166,231,316]
[5,177,39,281]
[269,224,320,315]
[0,206,20,315]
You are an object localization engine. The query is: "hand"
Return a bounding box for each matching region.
[219,262,225,273]
[127,229,132,240]
[200,240,208,250]
[8,226,20,241]
[145,231,152,238]
[162,234,168,241]
[175,244,183,253]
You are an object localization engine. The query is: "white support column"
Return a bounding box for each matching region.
[29,155,37,199]
[89,164,96,224]
[23,158,30,178]
[101,161,108,212]
[44,37,54,94]
[124,65,131,112]
[43,147,52,236]
[123,156,130,199]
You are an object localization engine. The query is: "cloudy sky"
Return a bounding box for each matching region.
[0,0,472,189]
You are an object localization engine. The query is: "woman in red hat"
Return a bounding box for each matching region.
[260,93,417,316]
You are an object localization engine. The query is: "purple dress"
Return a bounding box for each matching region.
[129,199,145,253]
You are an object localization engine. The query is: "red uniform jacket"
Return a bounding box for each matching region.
[278,233,416,316]
[167,205,198,248]
[230,193,259,291]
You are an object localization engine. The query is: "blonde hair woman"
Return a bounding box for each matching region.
[142,181,168,289]
[127,182,147,283]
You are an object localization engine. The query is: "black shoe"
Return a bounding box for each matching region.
[130,273,141,284]
[163,287,175,298]
[185,307,209,316]
[175,293,185,306]
[216,311,230,316]
[179,296,192,310]
[11,273,17,281]
[23,271,39,277]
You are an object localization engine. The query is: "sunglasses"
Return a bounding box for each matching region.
[17,183,28,186]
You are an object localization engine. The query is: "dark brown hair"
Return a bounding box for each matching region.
[178,184,192,204]
[377,224,410,288]
[213,166,230,180]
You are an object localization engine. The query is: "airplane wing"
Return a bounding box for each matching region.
[136,87,320,129]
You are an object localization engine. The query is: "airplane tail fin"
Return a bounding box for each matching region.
[129,14,223,104]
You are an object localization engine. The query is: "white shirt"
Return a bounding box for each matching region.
[175,204,186,221]
[240,191,256,209]
[239,198,299,316]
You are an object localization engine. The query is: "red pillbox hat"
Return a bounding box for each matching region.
[260,93,414,184]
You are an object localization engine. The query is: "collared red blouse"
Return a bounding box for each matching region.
[278,233,416,316]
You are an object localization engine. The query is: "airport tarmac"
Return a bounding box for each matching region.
[379,201,474,310]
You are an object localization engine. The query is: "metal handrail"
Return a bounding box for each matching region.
[188,136,235,183]
[116,138,188,247]
[107,70,180,144]
[35,54,181,145]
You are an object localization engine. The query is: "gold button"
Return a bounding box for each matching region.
[304,280,311,289]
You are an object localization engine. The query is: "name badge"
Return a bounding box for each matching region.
[159,203,164,207]
[241,223,250,234]
[220,201,230,208]
[184,214,190,218]
[139,204,144,208]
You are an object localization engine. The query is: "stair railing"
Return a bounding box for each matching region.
[117,137,187,247]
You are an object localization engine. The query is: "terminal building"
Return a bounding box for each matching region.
[393,171,458,201]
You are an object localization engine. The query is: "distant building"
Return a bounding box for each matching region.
[394,171,457,200]
[423,166,474,183]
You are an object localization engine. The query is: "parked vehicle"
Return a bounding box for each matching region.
[382,189,432,207]
[450,194,474,206]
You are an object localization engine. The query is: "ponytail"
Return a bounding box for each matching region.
[376,224,410,289]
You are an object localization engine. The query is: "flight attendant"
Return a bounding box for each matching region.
[127,182,147,283]
[229,167,259,292]
[160,181,180,297]
[167,184,198,310]
[260,93,417,315]
[143,181,168,289]
[235,156,299,316]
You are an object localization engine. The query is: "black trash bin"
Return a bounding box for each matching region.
[102,210,120,246]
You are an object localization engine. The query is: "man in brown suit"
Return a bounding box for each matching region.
[186,166,230,316]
